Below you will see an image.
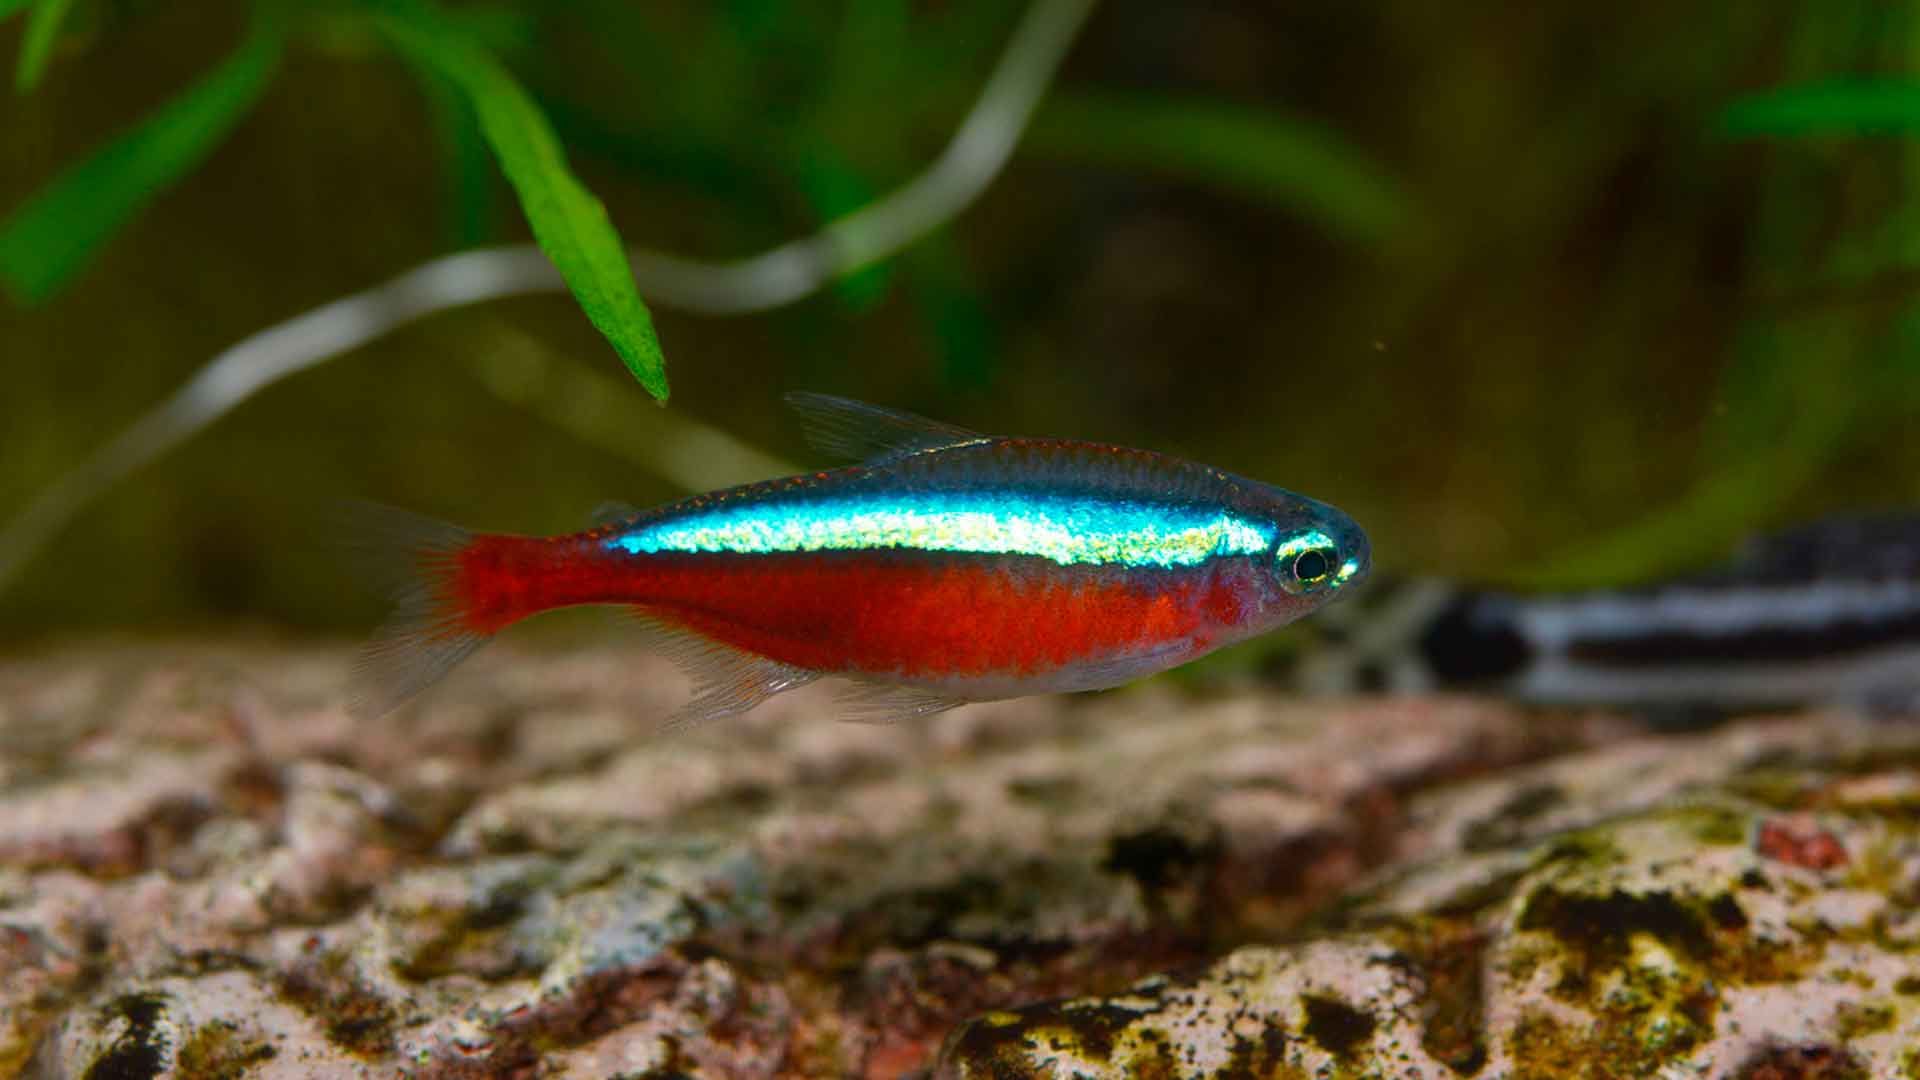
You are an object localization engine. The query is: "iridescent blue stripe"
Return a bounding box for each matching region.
[603,492,1275,568]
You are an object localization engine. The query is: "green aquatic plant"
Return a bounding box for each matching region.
[0,7,284,304]
[1,0,668,397]
[372,5,666,399]
[1515,7,1920,589]
[11,0,75,93]
[1719,81,1920,138]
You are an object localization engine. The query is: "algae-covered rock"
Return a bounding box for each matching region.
[2,641,1918,1077]
[937,715,1920,1078]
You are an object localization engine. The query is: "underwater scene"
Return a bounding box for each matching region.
[5,2,1920,1076]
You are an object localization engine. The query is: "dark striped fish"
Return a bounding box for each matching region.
[1292,514,1920,713]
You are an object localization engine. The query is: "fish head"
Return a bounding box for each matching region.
[1256,490,1370,616]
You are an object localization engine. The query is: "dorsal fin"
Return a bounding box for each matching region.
[589,500,642,526]
[783,392,989,464]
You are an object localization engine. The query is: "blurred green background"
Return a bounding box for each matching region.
[4,1,1920,647]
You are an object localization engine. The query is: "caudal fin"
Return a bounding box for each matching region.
[339,501,490,719]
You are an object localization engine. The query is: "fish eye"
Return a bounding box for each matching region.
[1293,547,1333,584]
[1274,532,1345,595]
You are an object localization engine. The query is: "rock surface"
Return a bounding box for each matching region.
[2,641,1917,1077]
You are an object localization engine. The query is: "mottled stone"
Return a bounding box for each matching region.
[3,641,1919,1077]
[936,717,1920,1078]
[30,971,376,1078]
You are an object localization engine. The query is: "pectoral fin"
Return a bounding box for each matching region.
[830,680,971,724]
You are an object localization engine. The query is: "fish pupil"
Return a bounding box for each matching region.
[1294,549,1331,582]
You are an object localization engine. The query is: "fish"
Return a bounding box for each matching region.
[1291,513,1920,714]
[350,393,1370,726]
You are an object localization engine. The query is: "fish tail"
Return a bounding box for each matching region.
[340,501,521,719]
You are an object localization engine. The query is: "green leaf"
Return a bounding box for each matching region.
[1719,81,1920,138]
[1024,93,1410,245]
[375,10,669,401]
[1,0,35,23]
[0,15,284,303]
[15,0,78,92]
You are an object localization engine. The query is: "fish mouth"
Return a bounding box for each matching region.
[1335,555,1366,588]
[1326,512,1370,591]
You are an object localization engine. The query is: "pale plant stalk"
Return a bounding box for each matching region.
[0,0,1097,592]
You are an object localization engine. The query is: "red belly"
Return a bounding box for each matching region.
[643,552,1216,679]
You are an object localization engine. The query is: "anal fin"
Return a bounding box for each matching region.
[629,613,818,733]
